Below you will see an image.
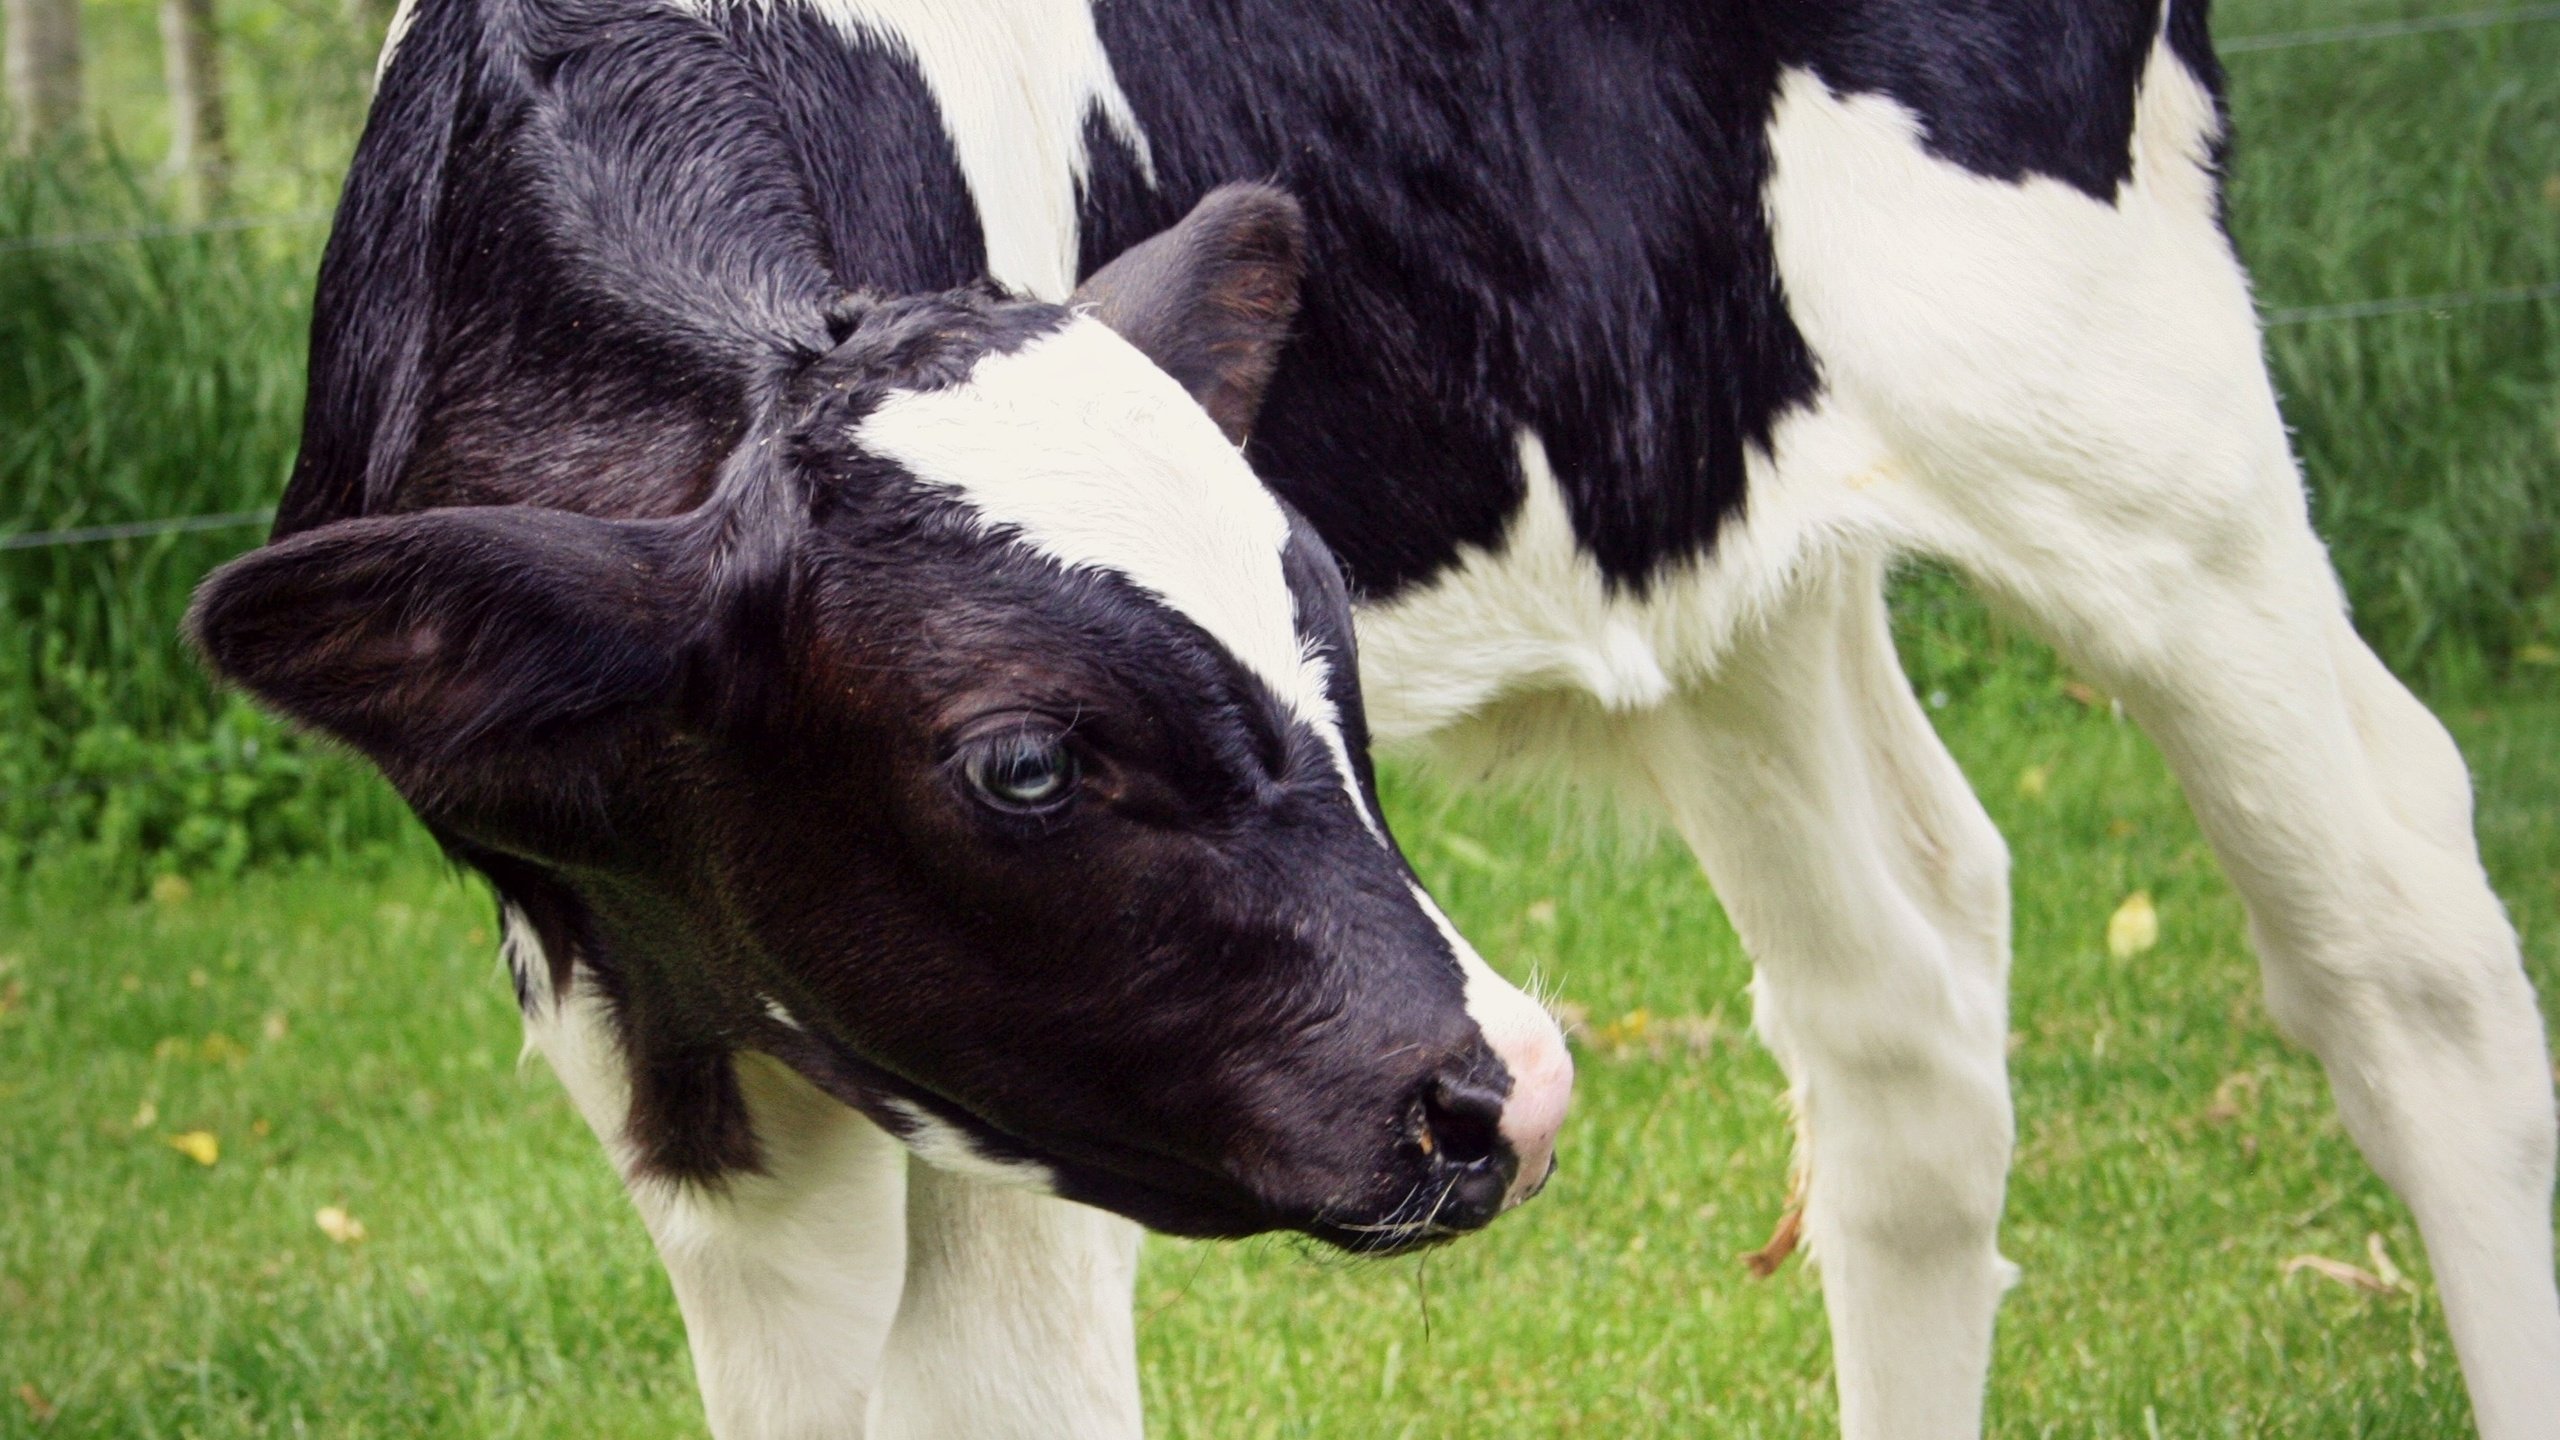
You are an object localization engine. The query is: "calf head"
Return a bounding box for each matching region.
[191,185,1571,1249]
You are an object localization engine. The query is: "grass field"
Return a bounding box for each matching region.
[4,660,2555,1437]
[3,0,2557,1434]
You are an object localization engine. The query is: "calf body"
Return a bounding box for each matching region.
[207,0,2559,1434]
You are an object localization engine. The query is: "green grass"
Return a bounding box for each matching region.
[3,658,2553,1437]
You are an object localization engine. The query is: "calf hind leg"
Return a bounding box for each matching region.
[1981,508,2560,1437]
[1765,49,2560,1426]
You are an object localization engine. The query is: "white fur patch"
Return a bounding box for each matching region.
[682,0,1153,300]
[1355,420,1896,755]
[499,902,553,1013]
[855,316,1380,833]
[878,1098,1057,1192]
[374,0,422,82]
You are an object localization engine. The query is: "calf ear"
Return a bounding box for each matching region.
[1071,182,1306,444]
[188,507,696,805]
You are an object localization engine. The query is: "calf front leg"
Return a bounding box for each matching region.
[869,1166,1144,1440]
[522,962,910,1439]
[1634,559,2018,1439]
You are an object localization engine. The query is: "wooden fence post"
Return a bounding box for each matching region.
[159,0,229,213]
[3,0,85,155]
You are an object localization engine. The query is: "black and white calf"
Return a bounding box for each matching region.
[195,0,2558,1435]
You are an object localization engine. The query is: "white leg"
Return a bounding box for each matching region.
[869,1168,1144,1440]
[1985,529,2560,1439]
[1763,41,2560,1431]
[1632,558,2016,1440]
[523,965,909,1439]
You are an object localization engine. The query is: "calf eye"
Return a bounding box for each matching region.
[960,728,1080,814]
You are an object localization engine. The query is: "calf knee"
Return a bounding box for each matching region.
[1763,981,2014,1252]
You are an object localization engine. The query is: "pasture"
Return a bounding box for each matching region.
[3,0,2556,1434]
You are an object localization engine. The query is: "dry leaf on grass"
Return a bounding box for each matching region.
[2364,1232,2410,1291]
[2106,891,2159,959]
[165,1131,219,1167]
[1742,1168,1810,1279]
[129,1099,157,1131]
[1742,1205,1803,1279]
[15,1383,54,1424]
[2281,1234,2415,1297]
[314,1206,367,1244]
[2204,1070,2260,1124]
[1579,1007,1724,1061]
[2282,1253,2393,1293]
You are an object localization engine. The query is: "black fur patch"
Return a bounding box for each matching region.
[1084,0,1822,596]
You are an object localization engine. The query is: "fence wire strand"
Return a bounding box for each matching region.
[2,510,274,552]
[0,210,332,256]
[2266,280,2560,327]
[2222,3,2560,53]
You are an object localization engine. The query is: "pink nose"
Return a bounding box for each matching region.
[1404,880,1576,1207]
[1492,1013,1574,1207]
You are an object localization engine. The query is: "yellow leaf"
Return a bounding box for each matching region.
[2016,764,2050,799]
[2518,643,2560,667]
[165,1131,219,1166]
[150,874,193,905]
[314,1205,367,1244]
[2106,891,2159,959]
[130,1099,157,1131]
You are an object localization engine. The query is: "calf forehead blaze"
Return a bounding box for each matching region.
[854,314,1379,831]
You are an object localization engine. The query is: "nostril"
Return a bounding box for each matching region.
[1420,1074,1505,1168]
